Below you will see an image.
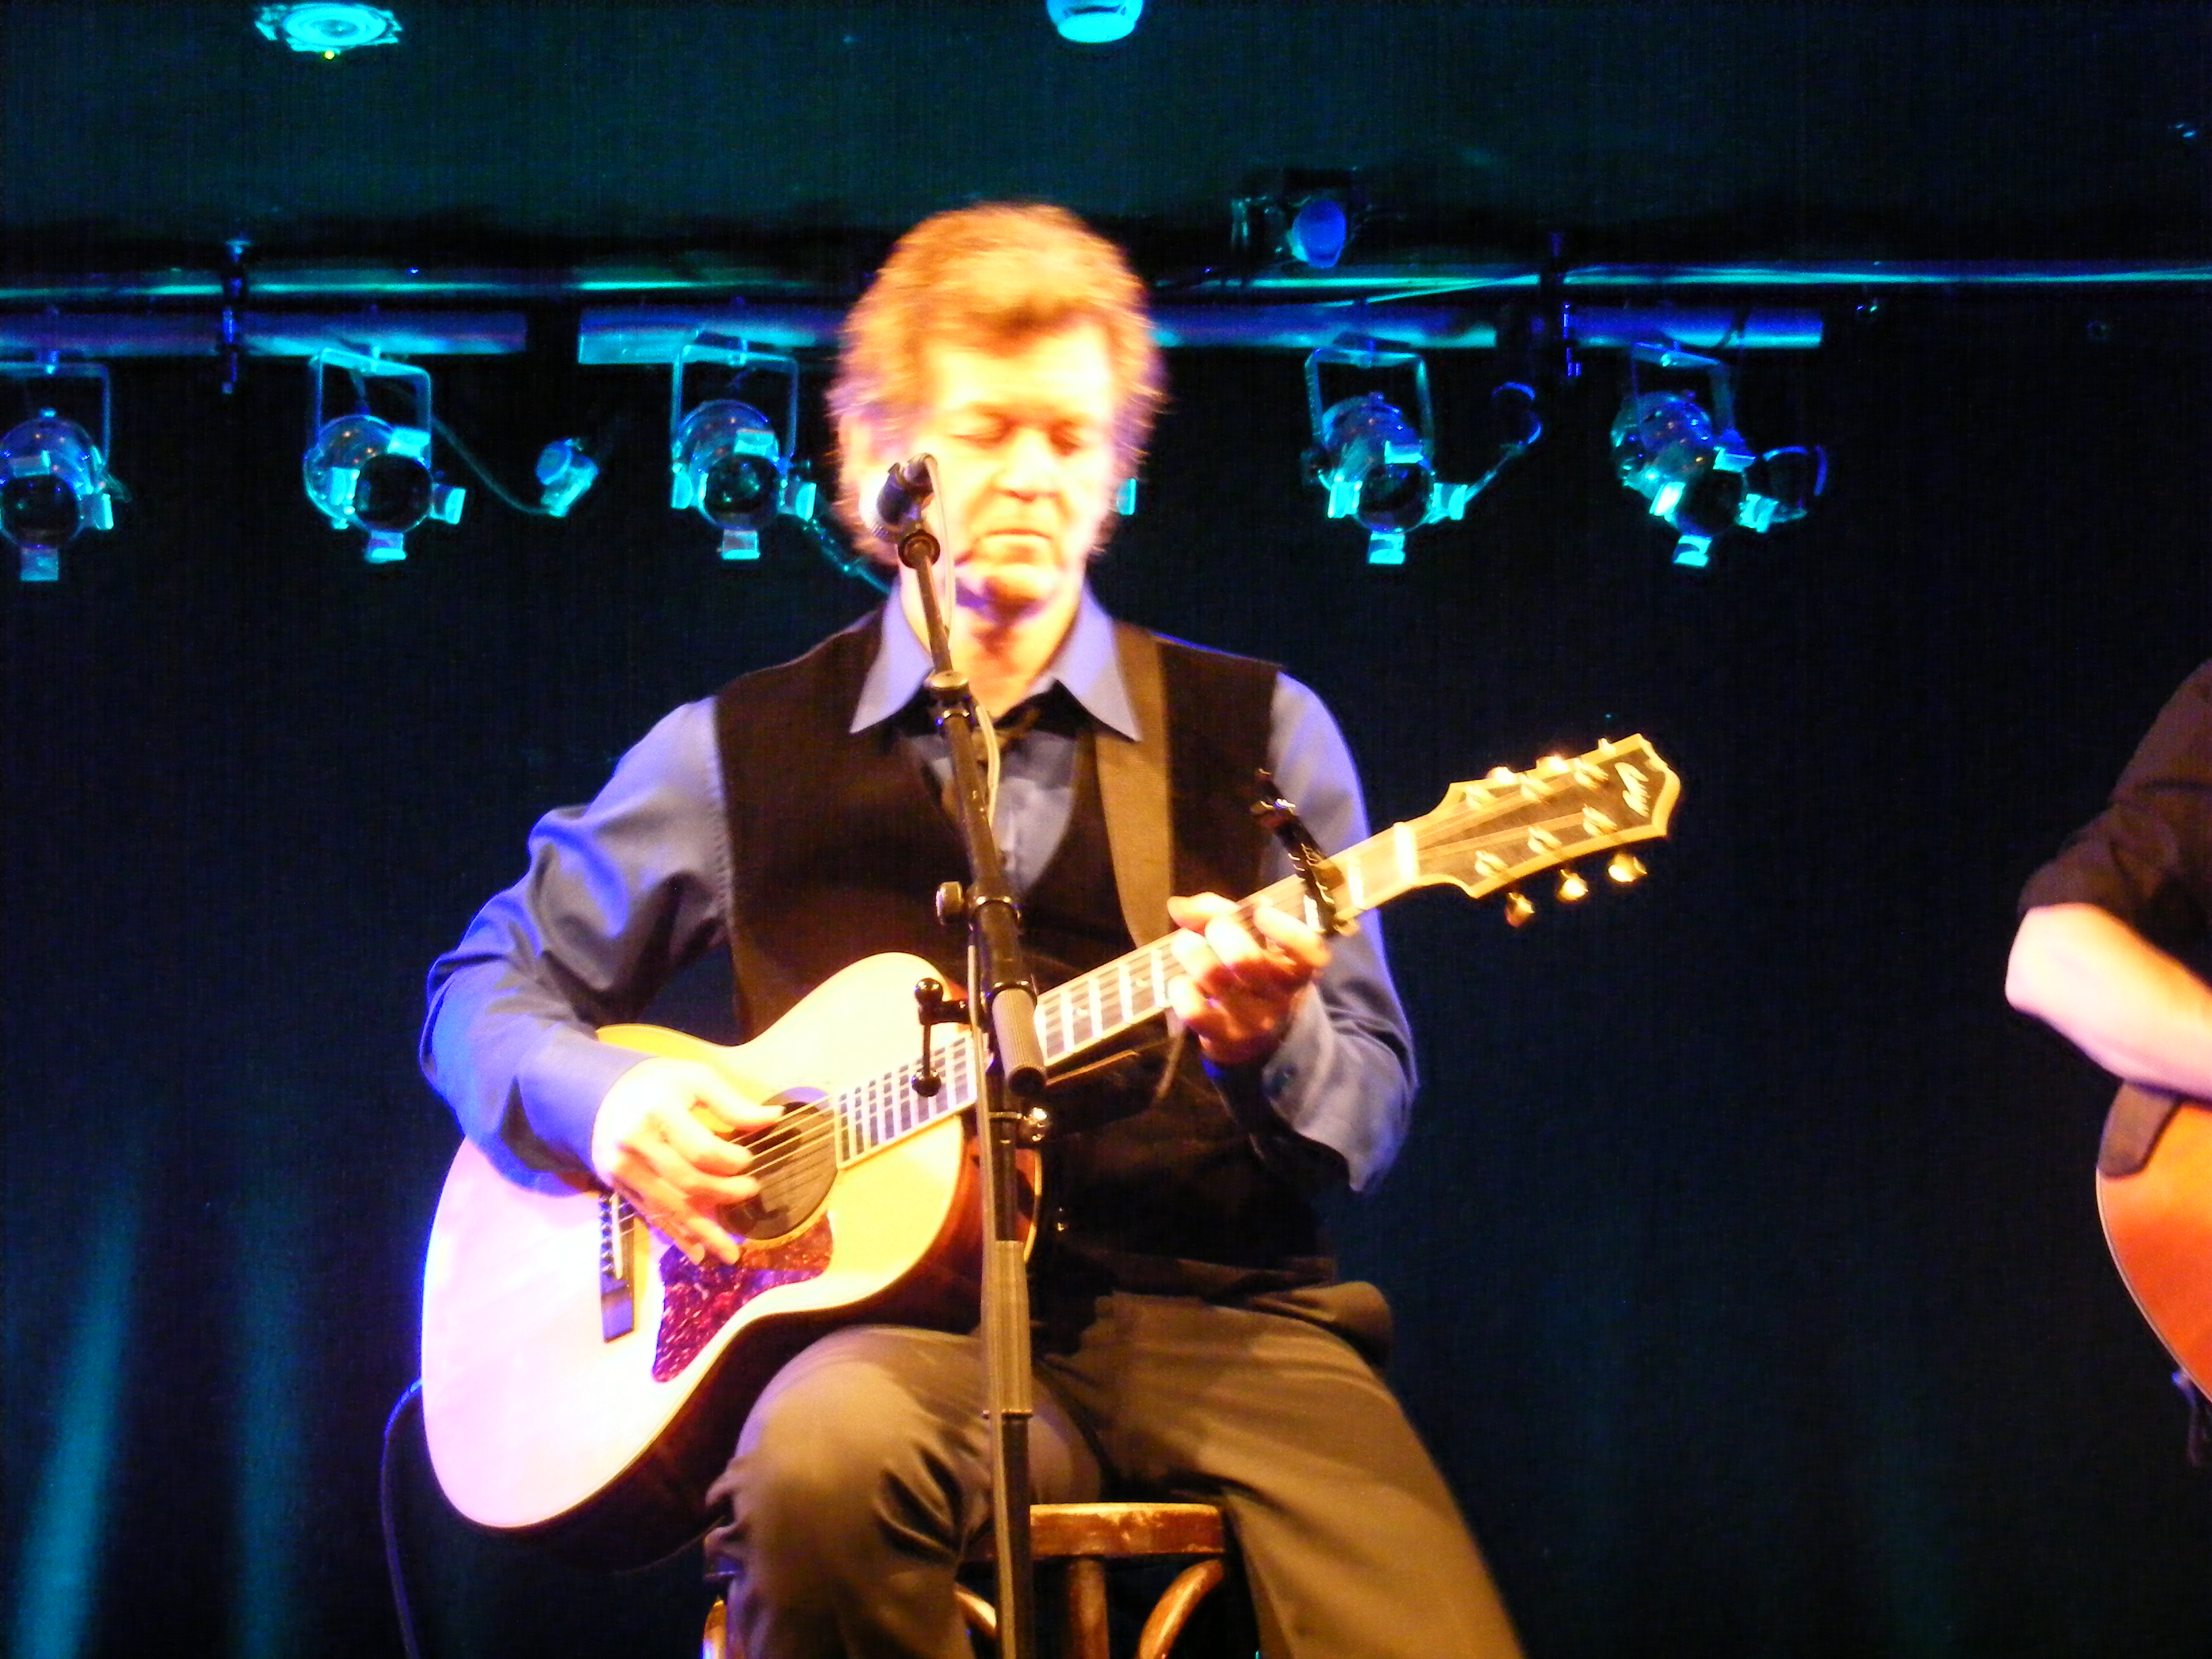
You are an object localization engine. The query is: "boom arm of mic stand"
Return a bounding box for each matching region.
[895,518,1043,1659]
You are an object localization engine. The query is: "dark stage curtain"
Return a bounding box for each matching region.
[5,308,2212,1656]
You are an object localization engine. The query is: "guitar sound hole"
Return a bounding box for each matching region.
[720,1094,837,1242]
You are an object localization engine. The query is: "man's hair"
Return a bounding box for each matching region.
[825,201,1166,549]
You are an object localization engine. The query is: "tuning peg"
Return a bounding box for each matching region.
[1502,889,1536,927]
[1486,765,1517,784]
[1557,868,1588,902]
[1538,754,1570,775]
[1607,852,1646,884]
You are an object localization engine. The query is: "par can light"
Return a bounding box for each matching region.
[1314,393,1437,537]
[1612,342,1823,567]
[1304,346,1494,565]
[0,413,115,581]
[0,361,119,582]
[304,350,462,562]
[670,336,816,560]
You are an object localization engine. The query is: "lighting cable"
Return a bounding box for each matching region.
[428,415,560,517]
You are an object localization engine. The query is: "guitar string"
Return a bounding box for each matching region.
[723,935,1192,1189]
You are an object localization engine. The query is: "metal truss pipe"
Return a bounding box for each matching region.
[0,312,527,357]
[0,260,2206,311]
[577,304,1824,359]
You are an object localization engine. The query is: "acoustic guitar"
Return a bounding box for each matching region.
[2095,1082,2212,1392]
[419,737,1680,1564]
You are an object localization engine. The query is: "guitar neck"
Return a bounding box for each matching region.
[829,733,1677,1167]
[830,841,1401,1166]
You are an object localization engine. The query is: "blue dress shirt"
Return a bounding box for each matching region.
[422,590,1414,1192]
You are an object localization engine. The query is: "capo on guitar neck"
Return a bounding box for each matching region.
[1250,770,1357,938]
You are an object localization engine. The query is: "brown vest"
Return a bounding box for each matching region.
[711,609,1334,1298]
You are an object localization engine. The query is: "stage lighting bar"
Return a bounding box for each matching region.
[0,314,525,360]
[0,361,118,582]
[576,306,1823,362]
[304,349,464,562]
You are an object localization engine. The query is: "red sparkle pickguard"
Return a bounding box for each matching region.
[652,1214,833,1381]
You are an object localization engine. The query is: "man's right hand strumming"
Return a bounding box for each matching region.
[590,1057,783,1265]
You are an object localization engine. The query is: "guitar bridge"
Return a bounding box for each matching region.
[598,1191,636,1341]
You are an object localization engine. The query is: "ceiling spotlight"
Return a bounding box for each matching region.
[303,349,462,562]
[1305,345,1512,565]
[255,3,401,56]
[670,335,816,560]
[1234,171,1368,272]
[1611,344,1823,567]
[1046,0,1143,43]
[0,363,118,582]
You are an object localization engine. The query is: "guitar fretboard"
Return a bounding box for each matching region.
[821,869,1328,1167]
[821,737,1673,1166]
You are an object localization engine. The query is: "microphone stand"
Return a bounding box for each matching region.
[895,508,1045,1659]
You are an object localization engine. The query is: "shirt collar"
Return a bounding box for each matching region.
[850,586,1139,740]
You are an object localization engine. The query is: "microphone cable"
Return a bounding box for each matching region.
[380,1378,428,1659]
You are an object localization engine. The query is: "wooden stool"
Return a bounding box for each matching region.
[704,1500,1231,1659]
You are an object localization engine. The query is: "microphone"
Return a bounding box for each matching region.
[862,455,935,543]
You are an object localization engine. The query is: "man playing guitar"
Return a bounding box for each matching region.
[2009,664,2212,1109]
[423,203,1522,1658]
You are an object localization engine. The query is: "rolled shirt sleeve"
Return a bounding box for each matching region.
[2020,661,2212,957]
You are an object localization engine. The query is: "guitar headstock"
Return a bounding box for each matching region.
[1404,735,1679,914]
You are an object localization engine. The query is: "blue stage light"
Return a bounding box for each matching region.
[1047,0,1143,43]
[1286,199,1349,270]
[255,3,401,56]
[670,336,816,560]
[0,413,115,582]
[1313,393,1439,564]
[1612,343,1823,567]
[1304,346,1517,565]
[0,361,119,582]
[1233,172,1367,273]
[304,350,462,562]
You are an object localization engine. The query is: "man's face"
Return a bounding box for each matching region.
[860,322,1122,628]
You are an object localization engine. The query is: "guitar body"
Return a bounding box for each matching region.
[420,951,1017,1566]
[2096,1092,2212,1393]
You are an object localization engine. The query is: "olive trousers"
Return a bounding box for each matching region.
[701,1287,1521,1659]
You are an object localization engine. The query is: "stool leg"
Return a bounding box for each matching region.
[1134,1560,1226,1659]
[1065,1556,1110,1659]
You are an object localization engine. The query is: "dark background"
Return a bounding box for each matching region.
[6,4,2212,1658]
